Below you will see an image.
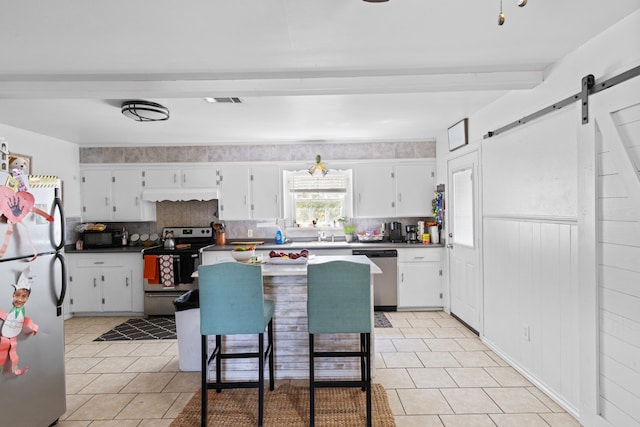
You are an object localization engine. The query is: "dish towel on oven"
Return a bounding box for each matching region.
[159,255,175,288]
[143,255,159,284]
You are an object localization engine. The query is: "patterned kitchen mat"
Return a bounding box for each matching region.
[94,316,176,341]
[95,312,391,341]
[374,311,393,328]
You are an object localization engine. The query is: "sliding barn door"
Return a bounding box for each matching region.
[580,76,640,427]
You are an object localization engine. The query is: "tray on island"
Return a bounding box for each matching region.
[268,256,308,265]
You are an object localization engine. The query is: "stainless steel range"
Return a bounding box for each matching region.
[142,226,214,315]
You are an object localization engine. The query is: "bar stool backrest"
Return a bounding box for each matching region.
[307,260,372,334]
[198,262,267,335]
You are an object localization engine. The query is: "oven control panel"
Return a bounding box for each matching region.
[163,226,212,239]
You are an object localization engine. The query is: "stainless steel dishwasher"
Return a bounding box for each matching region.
[352,249,398,311]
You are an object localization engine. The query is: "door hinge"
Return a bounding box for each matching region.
[439,293,443,299]
[102,298,105,304]
[439,269,443,276]
[431,171,435,177]
[112,176,115,183]
[70,298,73,305]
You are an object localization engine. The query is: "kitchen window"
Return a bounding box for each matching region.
[283,169,353,228]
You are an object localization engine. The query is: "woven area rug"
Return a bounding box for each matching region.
[94,316,176,341]
[374,312,393,328]
[171,383,396,427]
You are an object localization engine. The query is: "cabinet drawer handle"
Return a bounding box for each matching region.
[414,256,425,260]
[126,277,130,287]
[93,278,97,287]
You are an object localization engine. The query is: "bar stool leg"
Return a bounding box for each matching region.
[309,333,315,427]
[214,335,222,393]
[365,332,372,427]
[258,332,264,427]
[267,319,275,391]
[201,335,208,427]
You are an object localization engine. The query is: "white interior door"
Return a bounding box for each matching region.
[447,150,481,332]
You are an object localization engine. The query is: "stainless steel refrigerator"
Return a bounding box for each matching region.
[0,171,67,427]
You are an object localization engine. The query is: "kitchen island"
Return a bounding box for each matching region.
[197,255,381,380]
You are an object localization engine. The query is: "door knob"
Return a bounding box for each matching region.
[446,244,454,249]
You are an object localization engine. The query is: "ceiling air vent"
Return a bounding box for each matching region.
[212,97,242,103]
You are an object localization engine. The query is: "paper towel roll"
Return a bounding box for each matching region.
[429,226,440,244]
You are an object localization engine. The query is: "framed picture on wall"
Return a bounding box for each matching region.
[448,118,468,152]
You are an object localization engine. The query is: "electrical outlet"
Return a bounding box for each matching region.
[247,229,253,238]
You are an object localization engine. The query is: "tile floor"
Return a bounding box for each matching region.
[58,311,582,426]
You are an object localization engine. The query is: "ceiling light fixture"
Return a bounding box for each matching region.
[121,100,170,122]
[498,0,505,25]
[308,154,328,177]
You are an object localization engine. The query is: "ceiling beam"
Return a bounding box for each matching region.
[0,71,542,99]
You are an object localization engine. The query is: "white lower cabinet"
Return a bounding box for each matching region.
[68,253,143,314]
[397,248,443,310]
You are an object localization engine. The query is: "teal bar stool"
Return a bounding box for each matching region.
[307,260,372,427]
[198,262,275,427]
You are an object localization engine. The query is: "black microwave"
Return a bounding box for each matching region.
[82,230,120,249]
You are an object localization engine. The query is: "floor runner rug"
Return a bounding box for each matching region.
[171,383,396,427]
[94,316,176,341]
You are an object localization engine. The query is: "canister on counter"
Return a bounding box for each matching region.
[429,225,440,244]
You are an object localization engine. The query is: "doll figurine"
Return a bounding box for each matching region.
[0,267,38,375]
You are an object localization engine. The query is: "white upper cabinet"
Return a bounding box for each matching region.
[218,165,251,220]
[355,161,436,218]
[396,163,436,217]
[141,168,180,188]
[355,164,396,218]
[81,168,155,222]
[250,165,281,219]
[218,164,281,220]
[80,169,112,221]
[142,166,216,189]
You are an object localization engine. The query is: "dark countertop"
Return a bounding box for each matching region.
[66,241,445,254]
[65,244,150,254]
[201,241,445,252]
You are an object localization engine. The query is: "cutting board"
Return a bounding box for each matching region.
[229,241,264,246]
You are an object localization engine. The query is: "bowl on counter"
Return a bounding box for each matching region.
[231,248,256,262]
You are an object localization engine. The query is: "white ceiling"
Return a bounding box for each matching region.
[0,0,638,147]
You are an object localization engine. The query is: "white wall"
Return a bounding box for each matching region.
[436,8,640,423]
[0,124,81,217]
